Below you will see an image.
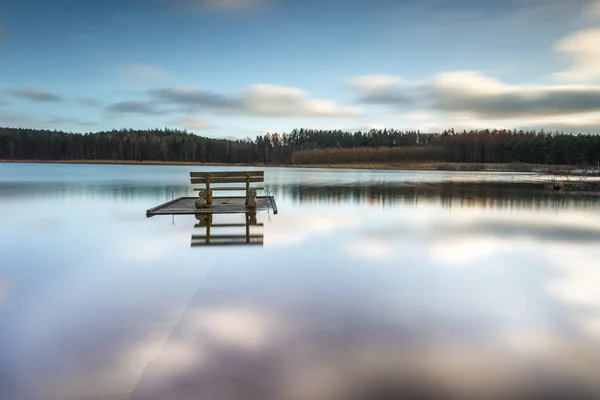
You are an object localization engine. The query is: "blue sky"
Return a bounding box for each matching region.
[1,0,600,138]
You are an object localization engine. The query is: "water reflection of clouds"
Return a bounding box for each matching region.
[430,236,519,267]
[131,302,600,400]
[545,247,600,308]
[341,206,600,345]
[346,239,396,260]
[115,223,190,262]
[344,209,600,261]
[124,209,600,399]
[541,245,600,345]
[0,209,220,399]
[4,166,600,399]
[124,306,279,396]
[131,305,280,399]
[265,212,362,246]
[420,217,600,335]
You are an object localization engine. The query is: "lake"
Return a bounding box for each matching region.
[1,163,600,400]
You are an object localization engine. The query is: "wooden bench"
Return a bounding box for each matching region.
[190,171,264,206]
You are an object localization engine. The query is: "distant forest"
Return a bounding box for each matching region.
[1,127,599,166]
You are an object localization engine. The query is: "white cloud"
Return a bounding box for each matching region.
[431,111,600,134]
[349,69,600,132]
[391,112,445,131]
[305,125,345,131]
[432,71,510,96]
[553,28,600,83]
[349,10,600,132]
[343,3,600,133]
[174,116,211,130]
[244,84,362,118]
[359,123,387,131]
[508,112,600,132]
[430,71,600,122]
[141,84,363,118]
[347,75,403,92]
[401,112,435,123]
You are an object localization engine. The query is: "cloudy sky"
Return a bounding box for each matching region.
[1,0,600,138]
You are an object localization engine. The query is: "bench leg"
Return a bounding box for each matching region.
[206,177,212,205]
[247,189,257,209]
[245,175,250,206]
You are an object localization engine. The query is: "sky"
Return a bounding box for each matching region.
[1,0,600,138]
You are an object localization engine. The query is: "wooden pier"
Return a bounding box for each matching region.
[146,196,277,217]
[146,170,277,217]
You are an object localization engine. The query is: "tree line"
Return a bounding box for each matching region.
[0,128,259,163]
[292,146,444,164]
[1,127,599,166]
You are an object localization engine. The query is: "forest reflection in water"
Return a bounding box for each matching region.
[273,180,600,211]
[1,179,599,212]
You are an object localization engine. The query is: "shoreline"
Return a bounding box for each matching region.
[0,159,597,174]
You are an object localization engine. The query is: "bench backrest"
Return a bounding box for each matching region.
[190,171,264,184]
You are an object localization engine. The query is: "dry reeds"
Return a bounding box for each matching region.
[291,146,444,165]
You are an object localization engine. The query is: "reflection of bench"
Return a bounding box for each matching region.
[190,171,264,206]
[191,213,264,247]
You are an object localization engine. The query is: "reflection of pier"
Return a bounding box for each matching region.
[191,213,264,247]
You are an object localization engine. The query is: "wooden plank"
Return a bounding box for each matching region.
[191,234,263,240]
[193,187,265,191]
[191,241,263,247]
[174,209,263,215]
[191,236,263,238]
[191,177,263,184]
[146,197,185,217]
[190,171,264,178]
[195,223,264,228]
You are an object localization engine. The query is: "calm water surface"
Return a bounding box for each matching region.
[1,163,600,400]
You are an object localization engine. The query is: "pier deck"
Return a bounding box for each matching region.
[146,196,277,217]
